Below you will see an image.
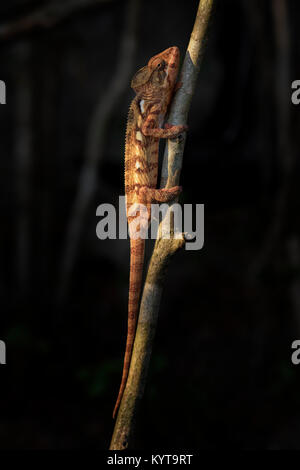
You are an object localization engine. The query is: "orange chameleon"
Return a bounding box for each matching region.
[113,46,187,419]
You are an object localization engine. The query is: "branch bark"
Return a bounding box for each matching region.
[110,0,214,450]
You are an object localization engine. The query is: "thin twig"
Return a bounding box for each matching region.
[110,0,214,450]
[57,0,140,304]
[0,0,114,41]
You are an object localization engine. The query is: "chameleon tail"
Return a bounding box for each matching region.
[113,237,145,419]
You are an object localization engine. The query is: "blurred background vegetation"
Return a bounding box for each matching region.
[0,0,300,449]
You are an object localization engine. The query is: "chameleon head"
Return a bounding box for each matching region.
[148,46,180,90]
[131,46,180,99]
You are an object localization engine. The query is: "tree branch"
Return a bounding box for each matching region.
[110,0,214,450]
[0,0,114,41]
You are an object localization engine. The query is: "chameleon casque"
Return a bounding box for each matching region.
[113,46,187,419]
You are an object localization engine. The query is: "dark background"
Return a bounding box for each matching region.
[0,0,300,450]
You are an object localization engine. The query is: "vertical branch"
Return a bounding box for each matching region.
[110,0,214,450]
[161,0,214,189]
[57,0,140,303]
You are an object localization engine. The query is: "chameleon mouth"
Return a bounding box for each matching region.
[164,46,180,64]
[164,46,180,76]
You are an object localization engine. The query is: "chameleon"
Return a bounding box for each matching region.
[113,46,187,419]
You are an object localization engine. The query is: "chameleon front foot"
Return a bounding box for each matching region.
[139,185,182,203]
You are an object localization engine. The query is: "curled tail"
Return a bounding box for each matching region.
[113,238,145,419]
